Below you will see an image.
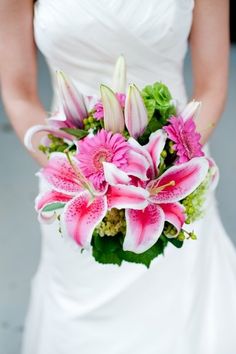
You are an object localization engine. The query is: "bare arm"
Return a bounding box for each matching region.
[189,0,229,144]
[0,0,48,166]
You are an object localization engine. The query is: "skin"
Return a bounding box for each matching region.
[189,0,229,143]
[0,0,229,167]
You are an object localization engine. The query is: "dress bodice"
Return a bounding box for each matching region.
[33,0,194,105]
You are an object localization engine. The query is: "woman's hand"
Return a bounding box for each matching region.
[189,0,229,145]
[0,0,48,167]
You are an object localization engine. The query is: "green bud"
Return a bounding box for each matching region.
[190,232,197,240]
[177,231,185,241]
[161,150,167,158]
[170,228,176,236]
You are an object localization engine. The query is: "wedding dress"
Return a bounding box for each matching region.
[22,1,236,353]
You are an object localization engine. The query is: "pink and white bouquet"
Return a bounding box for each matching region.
[25,55,219,268]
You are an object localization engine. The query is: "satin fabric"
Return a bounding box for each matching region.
[22,1,236,353]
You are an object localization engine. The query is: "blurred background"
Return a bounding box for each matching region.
[0,3,236,354]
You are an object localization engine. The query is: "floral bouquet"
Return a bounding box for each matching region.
[24,55,219,268]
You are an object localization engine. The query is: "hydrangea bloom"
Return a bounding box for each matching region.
[164,116,204,164]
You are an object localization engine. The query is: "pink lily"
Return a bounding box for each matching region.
[112,54,127,93]
[103,131,209,253]
[24,72,91,151]
[24,110,76,152]
[35,152,150,249]
[100,84,125,133]
[124,84,148,138]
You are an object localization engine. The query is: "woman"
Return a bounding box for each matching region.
[0,0,236,353]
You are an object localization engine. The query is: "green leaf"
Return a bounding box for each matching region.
[60,128,89,139]
[166,237,184,248]
[91,233,123,266]
[42,202,65,212]
[121,235,168,268]
[91,231,169,268]
[92,249,123,266]
[137,116,163,145]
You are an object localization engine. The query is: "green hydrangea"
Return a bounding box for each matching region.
[141,82,176,122]
[182,172,211,224]
[83,115,103,132]
[38,134,70,156]
[96,208,126,237]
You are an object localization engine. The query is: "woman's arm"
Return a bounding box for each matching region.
[0,0,48,166]
[189,0,229,144]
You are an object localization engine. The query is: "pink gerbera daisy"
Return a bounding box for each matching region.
[93,93,126,120]
[164,116,204,164]
[76,129,129,190]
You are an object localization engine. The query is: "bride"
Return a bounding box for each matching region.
[1,0,236,353]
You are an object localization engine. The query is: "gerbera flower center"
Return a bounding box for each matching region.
[93,148,112,170]
[76,129,129,191]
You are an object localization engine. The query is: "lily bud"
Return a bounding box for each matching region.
[100,84,125,133]
[112,54,127,93]
[180,100,202,121]
[56,70,87,128]
[124,84,148,138]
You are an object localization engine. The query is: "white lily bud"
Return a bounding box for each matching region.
[112,54,127,93]
[180,100,202,120]
[100,84,125,133]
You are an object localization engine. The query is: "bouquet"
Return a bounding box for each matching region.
[24,55,219,268]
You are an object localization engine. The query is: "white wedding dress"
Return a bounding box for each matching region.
[22,1,236,353]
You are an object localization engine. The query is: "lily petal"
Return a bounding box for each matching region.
[24,124,73,152]
[149,157,209,203]
[35,190,72,211]
[39,153,83,195]
[144,130,167,173]
[124,149,150,181]
[107,184,149,210]
[123,204,165,253]
[100,84,125,133]
[207,157,219,190]
[103,162,131,186]
[180,100,202,121]
[56,70,87,127]
[124,84,148,138]
[128,137,154,178]
[160,202,186,238]
[112,54,127,93]
[38,211,58,224]
[62,192,107,249]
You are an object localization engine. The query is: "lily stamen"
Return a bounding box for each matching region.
[65,151,95,198]
[149,180,175,195]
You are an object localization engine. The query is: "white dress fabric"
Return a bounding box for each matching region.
[22,1,236,353]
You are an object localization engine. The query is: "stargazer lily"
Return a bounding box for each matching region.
[24,71,89,151]
[24,110,75,152]
[102,130,209,253]
[35,151,150,249]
